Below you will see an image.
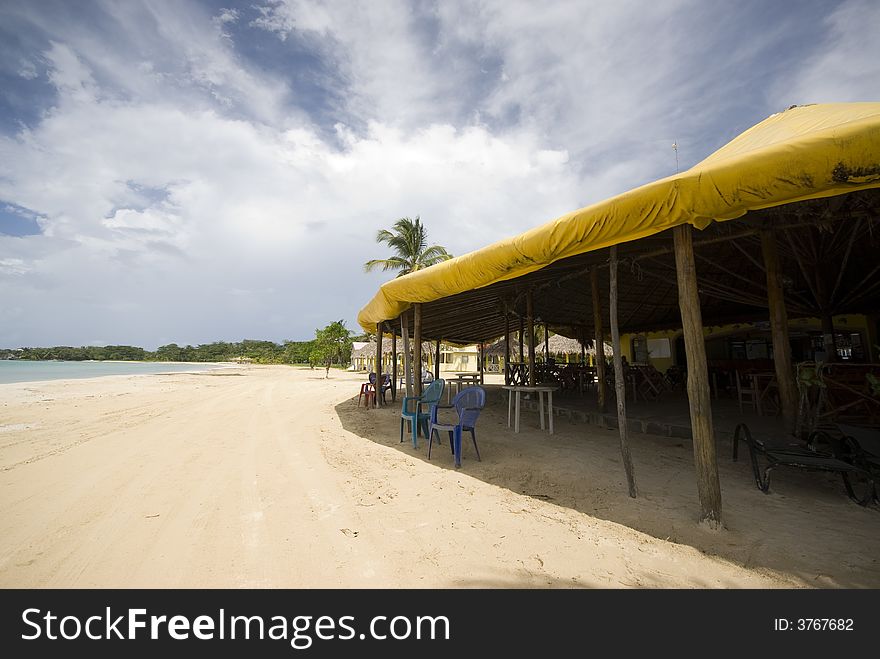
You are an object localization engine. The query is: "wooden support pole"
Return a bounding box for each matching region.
[527,290,536,386]
[504,313,511,385]
[609,246,638,498]
[375,323,383,407]
[821,314,837,362]
[413,304,423,397]
[434,339,441,380]
[673,224,722,527]
[544,323,550,363]
[760,229,799,434]
[478,341,485,384]
[391,327,398,402]
[519,316,525,364]
[401,313,412,400]
[591,267,607,413]
[815,265,837,362]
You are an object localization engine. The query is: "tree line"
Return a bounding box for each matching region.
[1,320,363,367]
[1,340,317,365]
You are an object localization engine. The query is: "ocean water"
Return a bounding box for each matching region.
[0,360,226,385]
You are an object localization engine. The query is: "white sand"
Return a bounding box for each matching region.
[0,365,877,588]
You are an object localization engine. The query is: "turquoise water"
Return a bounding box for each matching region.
[0,360,226,385]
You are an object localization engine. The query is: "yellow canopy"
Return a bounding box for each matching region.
[358,103,880,333]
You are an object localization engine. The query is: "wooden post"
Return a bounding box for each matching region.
[391,326,398,402]
[527,290,536,386]
[761,229,799,434]
[504,312,511,385]
[544,324,550,363]
[434,339,441,380]
[591,267,607,413]
[519,316,525,364]
[478,341,485,384]
[609,246,638,498]
[821,314,837,362]
[375,323,383,407]
[674,224,722,527]
[401,313,412,399]
[413,303,423,397]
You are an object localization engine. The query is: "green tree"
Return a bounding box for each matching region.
[313,320,353,373]
[363,216,452,277]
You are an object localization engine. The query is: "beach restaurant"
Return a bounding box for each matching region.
[357,103,880,526]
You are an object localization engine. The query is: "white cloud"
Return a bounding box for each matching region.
[17,58,39,80]
[215,8,240,25]
[780,0,880,104]
[0,258,29,276]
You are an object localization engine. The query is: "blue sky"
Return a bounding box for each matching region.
[1,0,878,349]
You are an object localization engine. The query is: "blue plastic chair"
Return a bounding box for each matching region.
[428,386,485,468]
[400,379,445,448]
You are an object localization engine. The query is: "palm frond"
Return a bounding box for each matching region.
[364,257,409,273]
[419,245,453,265]
[364,214,450,280]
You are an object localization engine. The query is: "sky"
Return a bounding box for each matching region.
[1,0,878,349]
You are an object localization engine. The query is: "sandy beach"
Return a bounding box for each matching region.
[0,365,877,588]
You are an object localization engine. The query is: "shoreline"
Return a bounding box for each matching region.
[0,360,248,387]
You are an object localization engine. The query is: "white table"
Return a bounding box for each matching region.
[447,373,481,403]
[502,385,558,434]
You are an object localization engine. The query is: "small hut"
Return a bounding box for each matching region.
[546,333,612,364]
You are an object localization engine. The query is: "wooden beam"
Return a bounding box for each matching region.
[391,327,398,402]
[673,224,722,527]
[829,217,861,306]
[591,267,607,413]
[375,323,383,408]
[821,313,837,363]
[434,339,441,380]
[814,265,837,363]
[837,262,880,308]
[761,229,798,434]
[478,341,485,385]
[527,290,536,386]
[609,246,637,498]
[413,303,423,397]
[730,238,766,273]
[785,228,822,306]
[504,312,511,385]
[544,323,550,363]
[519,315,525,365]
[401,313,412,399]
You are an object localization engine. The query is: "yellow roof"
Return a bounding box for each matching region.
[359,103,880,333]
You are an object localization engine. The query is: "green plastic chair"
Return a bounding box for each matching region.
[400,379,445,448]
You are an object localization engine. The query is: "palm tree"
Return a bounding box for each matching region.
[364,216,452,277]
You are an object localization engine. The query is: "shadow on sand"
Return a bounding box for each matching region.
[336,385,880,588]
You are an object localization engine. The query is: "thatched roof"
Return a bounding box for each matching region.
[481,334,612,356]
[351,340,436,359]
[546,334,613,356]
[546,334,583,355]
[484,337,522,355]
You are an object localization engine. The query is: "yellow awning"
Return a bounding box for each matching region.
[358,103,880,333]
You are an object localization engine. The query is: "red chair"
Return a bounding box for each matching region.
[358,375,375,408]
